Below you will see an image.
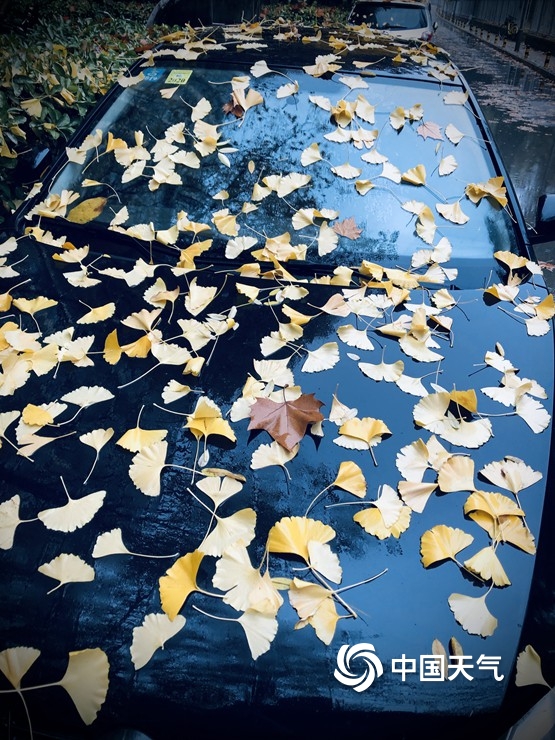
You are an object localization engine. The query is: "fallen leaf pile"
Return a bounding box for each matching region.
[0,20,552,732]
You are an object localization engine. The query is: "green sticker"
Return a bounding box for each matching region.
[165,69,193,85]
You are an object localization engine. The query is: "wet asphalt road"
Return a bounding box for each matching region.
[433,21,555,289]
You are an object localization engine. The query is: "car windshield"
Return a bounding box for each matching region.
[39,60,517,287]
[349,2,428,29]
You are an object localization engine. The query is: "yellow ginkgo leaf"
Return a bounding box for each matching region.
[396,438,429,482]
[359,359,404,382]
[61,385,114,410]
[0,495,24,550]
[416,206,437,244]
[445,123,464,144]
[77,302,116,324]
[301,342,340,373]
[103,329,122,365]
[515,645,551,688]
[441,416,493,449]
[160,550,204,620]
[295,595,342,646]
[79,427,114,484]
[379,162,402,183]
[439,155,458,176]
[277,81,299,98]
[160,86,179,99]
[448,592,498,637]
[200,508,257,557]
[57,649,109,725]
[161,380,192,404]
[337,324,374,351]
[389,106,406,130]
[465,176,507,208]
[463,546,511,587]
[184,278,218,317]
[372,484,404,528]
[250,440,299,472]
[443,90,469,105]
[398,481,437,513]
[420,524,474,567]
[213,545,283,616]
[355,179,375,195]
[92,528,132,557]
[129,441,168,497]
[332,460,366,498]
[464,490,525,520]
[38,553,95,594]
[117,423,167,453]
[38,489,106,533]
[515,394,551,433]
[437,455,475,493]
[21,98,42,117]
[332,163,362,180]
[335,417,391,451]
[402,165,426,186]
[212,208,239,236]
[0,646,40,688]
[436,201,469,225]
[496,516,536,553]
[300,142,322,166]
[353,504,411,540]
[307,540,342,584]
[317,222,338,256]
[185,396,236,444]
[267,515,335,562]
[237,609,278,660]
[80,427,114,453]
[288,577,332,620]
[12,296,58,315]
[66,197,108,224]
[21,404,53,426]
[479,456,542,495]
[130,613,186,670]
[195,475,243,508]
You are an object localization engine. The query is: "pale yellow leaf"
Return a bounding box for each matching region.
[130,613,186,670]
[448,592,497,637]
[38,553,95,593]
[57,649,109,725]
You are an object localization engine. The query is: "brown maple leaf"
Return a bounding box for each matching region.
[248,393,325,451]
[417,121,444,141]
[223,99,244,118]
[332,217,362,240]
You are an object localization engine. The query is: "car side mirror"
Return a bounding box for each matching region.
[534,194,555,241]
[433,21,438,30]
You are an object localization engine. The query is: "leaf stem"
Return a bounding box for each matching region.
[305,483,333,517]
[335,568,388,594]
[192,604,236,623]
[310,568,358,618]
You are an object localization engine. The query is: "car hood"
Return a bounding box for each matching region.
[1,233,553,734]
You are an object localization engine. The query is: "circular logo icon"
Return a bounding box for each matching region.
[334,643,384,692]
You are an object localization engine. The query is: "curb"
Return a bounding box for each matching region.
[438,16,555,83]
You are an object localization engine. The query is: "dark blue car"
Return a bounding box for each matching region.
[1,22,554,740]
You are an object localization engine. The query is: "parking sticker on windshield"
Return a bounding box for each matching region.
[165,69,193,85]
